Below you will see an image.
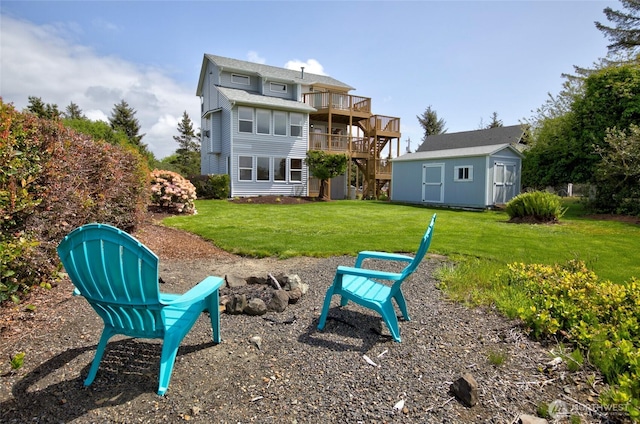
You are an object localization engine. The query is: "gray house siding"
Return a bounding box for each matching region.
[229,106,308,197]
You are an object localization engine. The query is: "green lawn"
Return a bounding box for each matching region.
[163,199,640,285]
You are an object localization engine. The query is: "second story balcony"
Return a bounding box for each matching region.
[303,92,371,122]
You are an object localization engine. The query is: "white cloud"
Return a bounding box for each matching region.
[0,16,200,159]
[246,50,266,64]
[284,58,327,76]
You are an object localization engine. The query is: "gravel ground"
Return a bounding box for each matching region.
[0,219,623,424]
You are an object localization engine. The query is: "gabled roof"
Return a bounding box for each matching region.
[416,125,525,152]
[203,54,354,91]
[216,86,316,112]
[392,143,524,162]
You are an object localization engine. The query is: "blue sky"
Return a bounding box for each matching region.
[1,1,616,159]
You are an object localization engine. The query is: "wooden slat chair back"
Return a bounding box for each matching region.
[57,223,223,395]
[317,213,436,342]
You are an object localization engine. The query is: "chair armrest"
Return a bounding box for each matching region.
[355,251,414,268]
[336,265,403,282]
[160,276,224,308]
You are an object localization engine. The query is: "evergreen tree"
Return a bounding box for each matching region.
[486,112,503,128]
[26,96,61,120]
[595,0,640,55]
[170,111,201,177]
[65,102,85,120]
[109,100,150,157]
[416,106,447,143]
[173,111,200,153]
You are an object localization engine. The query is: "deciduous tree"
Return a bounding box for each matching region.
[305,150,348,200]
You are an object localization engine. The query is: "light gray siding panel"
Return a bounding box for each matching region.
[391,161,424,203]
[220,70,260,92]
[441,156,487,207]
[229,107,308,197]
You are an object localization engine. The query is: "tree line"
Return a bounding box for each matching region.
[23,97,201,178]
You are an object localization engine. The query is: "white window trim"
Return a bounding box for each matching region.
[274,157,287,182]
[232,74,250,85]
[290,113,303,137]
[269,82,287,93]
[273,111,287,137]
[454,165,473,182]
[238,107,253,133]
[238,156,253,181]
[256,109,271,135]
[289,158,303,183]
[256,156,271,181]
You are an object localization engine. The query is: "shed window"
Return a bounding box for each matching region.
[454,166,473,182]
[232,74,250,85]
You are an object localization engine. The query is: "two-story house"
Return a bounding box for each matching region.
[196,54,401,199]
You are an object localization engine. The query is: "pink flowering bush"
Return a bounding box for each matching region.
[150,169,197,214]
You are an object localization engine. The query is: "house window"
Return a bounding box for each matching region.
[232,74,250,85]
[257,157,270,181]
[290,113,303,137]
[274,111,287,136]
[239,156,253,181]
[454,166,473,182]
[238,107,253,133]
[290,158,302,182]
[274,158,286,181]
[256,109,270,134]
[270,82,287,93]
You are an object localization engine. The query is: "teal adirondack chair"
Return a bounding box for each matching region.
[57,223,224,395]
[317,214,436,342]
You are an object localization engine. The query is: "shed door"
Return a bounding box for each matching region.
[422,163,444,203]
[494,162,516,204]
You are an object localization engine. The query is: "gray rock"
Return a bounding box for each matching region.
[288,287,303,304]
[268,290,289,312]
[518,414,548,424]
[450,373,478,407]
[225,294,247,315]
[225,274,247,288]
[244,298,267,316]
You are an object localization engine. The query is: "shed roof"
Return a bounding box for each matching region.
[392,143,524,162]
[216,86,317,112]
[203,54,354,91]
[416,125,525,152]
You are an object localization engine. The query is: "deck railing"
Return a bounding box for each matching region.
[309,133,374,153]
[359,115,401,134]
[303,92,371,114]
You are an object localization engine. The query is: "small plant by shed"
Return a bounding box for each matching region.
[505,191,566,223]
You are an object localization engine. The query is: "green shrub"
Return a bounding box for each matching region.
[189,174,230,199]
[150,169,197,214]
[505,191,567,222]
[504,260,640,419]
